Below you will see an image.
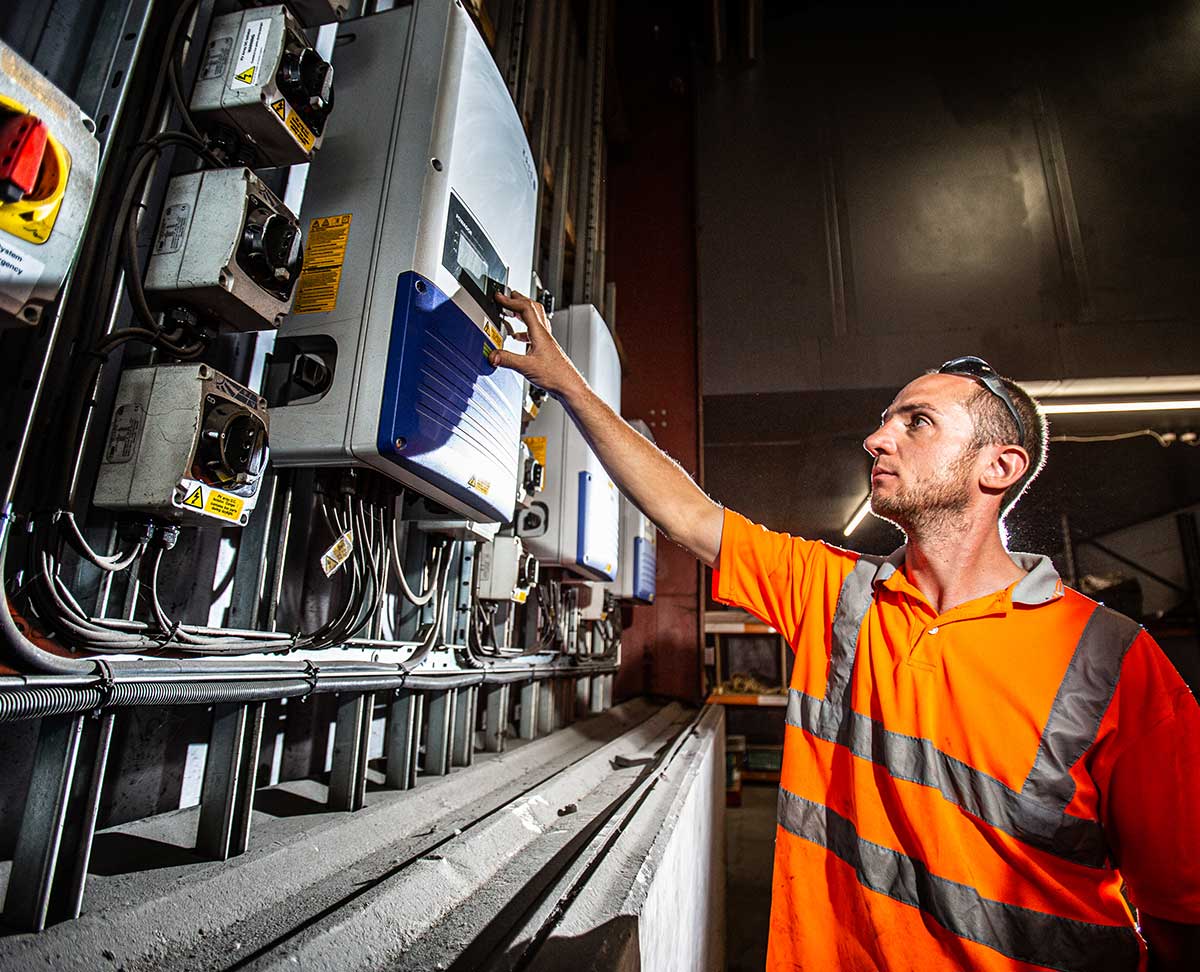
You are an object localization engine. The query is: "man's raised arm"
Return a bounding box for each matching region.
[490,292,724,567]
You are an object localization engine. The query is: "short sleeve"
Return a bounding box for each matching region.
[1091,634,1200,922]
[711,508,857,646]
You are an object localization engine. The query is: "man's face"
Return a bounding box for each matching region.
[862,373,984,536]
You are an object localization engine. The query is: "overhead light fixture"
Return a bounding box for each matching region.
[843,497,871,537]
[1040,399,1200,415]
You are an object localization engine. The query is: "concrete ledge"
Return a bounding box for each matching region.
[0,699,674,972]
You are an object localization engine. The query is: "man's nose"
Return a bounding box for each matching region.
[864,426,891,457]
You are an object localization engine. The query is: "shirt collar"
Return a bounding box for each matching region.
[869,546,1063,606]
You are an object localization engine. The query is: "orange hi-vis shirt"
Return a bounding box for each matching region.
[713,509,1200,972]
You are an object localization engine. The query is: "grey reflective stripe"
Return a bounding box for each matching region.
[777,787,1141,972]
[1023,605,1142,809]
[820,556,884,737]
[801,564,1143,867]
[786,689,1110,866]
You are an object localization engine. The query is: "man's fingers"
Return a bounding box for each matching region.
[489,348,522,371]
[496,291,550,338]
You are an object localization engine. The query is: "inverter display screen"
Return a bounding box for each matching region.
[442,191,506,294]
[456,233,489,291]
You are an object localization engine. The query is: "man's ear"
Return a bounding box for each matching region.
[980,444,1029,494]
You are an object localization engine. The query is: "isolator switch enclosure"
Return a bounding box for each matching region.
[0,41,99,327]
[192,5,333,167]
[94,365,270,527]
[520,304,621,581]
[267,2,537,524]
[475,535,538,603]
[145,167,302,331]
[577,581,609,622]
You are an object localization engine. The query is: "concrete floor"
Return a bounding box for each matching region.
[725,784,777,972]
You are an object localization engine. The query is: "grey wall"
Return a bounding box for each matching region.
[697,1,1200,395]
[696,1,1200,547]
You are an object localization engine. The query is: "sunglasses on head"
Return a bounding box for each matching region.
[937,356,1026,444]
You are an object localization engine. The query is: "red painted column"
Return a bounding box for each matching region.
[607,3,703,703]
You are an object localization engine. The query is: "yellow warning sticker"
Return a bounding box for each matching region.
[267,96,315,152]
[294,214,352,314]
[284,109,315,152]
[513,589,528,605]
[234,67,255,85]
[523,436,547,469]
[468,476,491,496]
[321,529,354,577]
[178,481,245,523]
[205,490,245,522]
[482,320,503,350]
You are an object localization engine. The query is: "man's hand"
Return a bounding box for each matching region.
[486,290,724,566]
[490,291,583,398]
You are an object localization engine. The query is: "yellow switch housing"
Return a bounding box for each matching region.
[0,93,73,246]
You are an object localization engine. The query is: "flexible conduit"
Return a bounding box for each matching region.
[0,678,315,722]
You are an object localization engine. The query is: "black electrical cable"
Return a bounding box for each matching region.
[18,0,209,518]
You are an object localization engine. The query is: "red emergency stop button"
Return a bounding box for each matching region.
[0,112,49,203]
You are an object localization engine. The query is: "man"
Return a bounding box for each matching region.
[491,291,1200,972]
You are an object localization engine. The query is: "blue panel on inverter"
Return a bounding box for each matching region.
[376,271,523,522]
[632,535,656,604]
[576,471,618,581]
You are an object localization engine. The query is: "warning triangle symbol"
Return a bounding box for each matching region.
[234,66,255,84]
[183,486,204,509]
[270,98,286,120]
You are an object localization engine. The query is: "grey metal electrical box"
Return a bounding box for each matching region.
[191,5,333,166]
[475,535,538,604]
[145,167,302,331]
[94,364,270,527]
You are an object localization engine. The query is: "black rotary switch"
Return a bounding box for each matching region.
[239,196,302,300]
[276,47,334,136]
[197,400,267,486]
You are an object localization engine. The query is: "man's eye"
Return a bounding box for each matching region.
[909,414,931,428]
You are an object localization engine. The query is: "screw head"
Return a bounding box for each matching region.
[394,437,406,450]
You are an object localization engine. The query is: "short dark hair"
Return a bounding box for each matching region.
[962,377,1047,517]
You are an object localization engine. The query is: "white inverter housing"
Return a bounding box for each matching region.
[610,420,657,604]
[267,1,537,525]
[520,304,621,580]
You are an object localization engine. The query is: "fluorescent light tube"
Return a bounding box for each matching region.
[843,497,871,537]
[1040,399,1200,415]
